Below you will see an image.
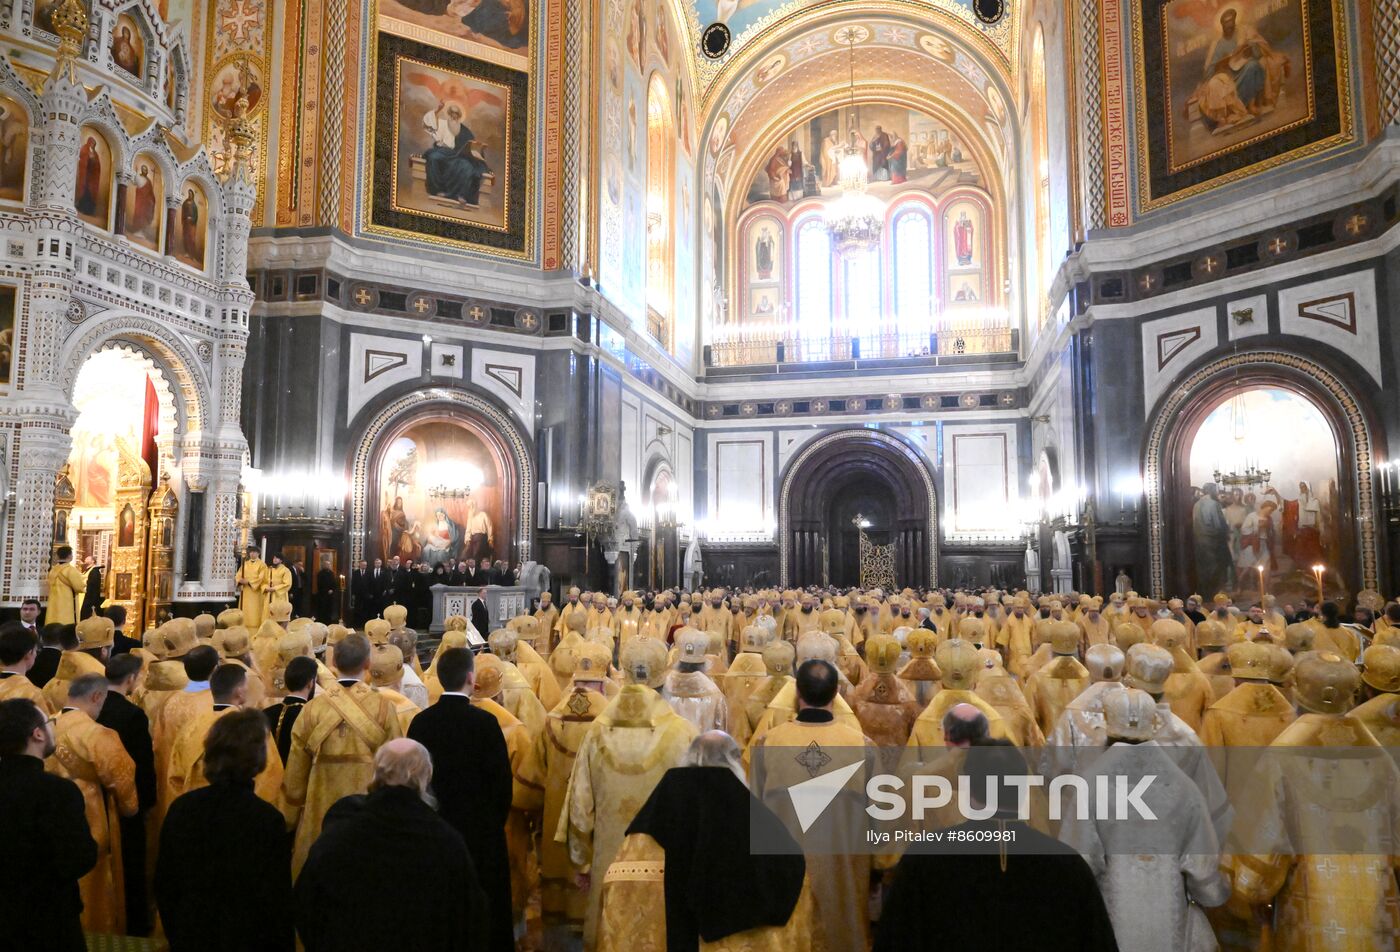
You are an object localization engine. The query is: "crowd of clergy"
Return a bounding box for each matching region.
[2,570,1399,952]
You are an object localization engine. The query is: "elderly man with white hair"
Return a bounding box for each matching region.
[294,738,488,952]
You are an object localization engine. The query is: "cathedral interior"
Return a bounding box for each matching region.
[0,0,1396,617]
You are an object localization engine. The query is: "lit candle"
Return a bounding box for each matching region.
[1256,564,1266,598]
[1312,563,1325,604]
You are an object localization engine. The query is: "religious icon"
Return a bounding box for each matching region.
[111,15,144,78]
[54,509,68,544]
[754,226,775,279]
[160,517,173,548]
[764,145,790,201]
[169,185,207,270]
[120,156,163,251]
[374,419,511,567]
[1187,388,1343,602]
[379,0,530,58]
[953,281,978,302]
[1163,0,1310,173]
[0,287,13,388]
[954,210,974,266]
[209,54,265,122]
[114,572,132,601]
[625,0,645,68]
[118,504,136,548]
[654,0,670,63]
[74,128,113,229]
[391,56,508,230]
[165,59,177,112]
[0,97,30,203]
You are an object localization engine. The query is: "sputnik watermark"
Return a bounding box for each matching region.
[786,769,1158,834]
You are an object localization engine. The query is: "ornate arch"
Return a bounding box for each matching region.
[349,388,535,565]
[58,314,210,433]
[1143,350,1381,597]
[779,428,938,586]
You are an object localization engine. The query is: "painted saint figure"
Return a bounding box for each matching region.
[1192,8,1290,133]
[954,211,975,266]
[112,25,141,77]
[421,101,491,209]
[128,163,158,242]
[765,146,790,202]
[820,130,842,188]
[887,132,908,185]
[1192,482,1232,595]
[420,507,462,567]
[464,496,495,562]
[178,188,203,267]
[460,0,529,50]
[869,125,891,181]
[76,136,104,219]
[754,228,774,280]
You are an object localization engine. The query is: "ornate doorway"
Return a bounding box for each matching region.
[780,429,937,587]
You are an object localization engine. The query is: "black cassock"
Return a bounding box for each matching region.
[407,696,513,952]
[315,568,338,623]
[295,786,488,952]
[874,820,1120,952]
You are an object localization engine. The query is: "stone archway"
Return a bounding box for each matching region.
[350,388,535,566]
[1144,351,1381,598]
[779,429,938,587]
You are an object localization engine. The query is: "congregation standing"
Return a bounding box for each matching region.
[2,569,1399,951]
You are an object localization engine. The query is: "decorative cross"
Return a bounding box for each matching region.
[520,311,538,329]
[794,741,832,778]
[1200,255,1219,275]
[1268,237,1289,256]
[1345,213,1368,236]
[467,305,485,321]
[1139,273,1156,291]
[413,297,432,313]
[999,392,1016,407]
[354,288,372,306]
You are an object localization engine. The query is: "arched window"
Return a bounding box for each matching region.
[1029,28,1052,329]
[794,215,832,332]
[646,75,674,346]
[842,248,880,333]
[892,204,934,326]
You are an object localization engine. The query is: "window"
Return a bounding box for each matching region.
[842,248,881,332]
[646,75,673,345]
[1030,28,1052,329]
[794,216,832,332]
[892,206,934,325]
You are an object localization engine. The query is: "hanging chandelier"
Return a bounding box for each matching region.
[823,28,883,255]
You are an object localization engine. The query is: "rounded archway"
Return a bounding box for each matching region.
[1145,352,1381,600]
[780,429,937,587]
[350,388,535,568]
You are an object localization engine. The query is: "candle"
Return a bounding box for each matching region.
[1311,563,1325,604]
[1256,564,1266,598]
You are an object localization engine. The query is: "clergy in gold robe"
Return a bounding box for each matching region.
[746,634,861,763]
[1078,600,1111,650]
[596,733,816,952]
[43,617,113,712]
[164,663,283,809]
[46,673,139,934]
[897,628,942,709]
[368,643,422,734]
[44,546,88,625]
[235,548,270,630]
[1150,618,1214,731]
[1225,654,1400,950]
[530,643,611,946]
[281,633,403,874]
[751,657,874,951]
[534,593,560,645]
[554,588,589,648]
[423,629,470,703]
[662,629,731,734]
[473,659,544,926]
[489,627,561,712]
[721,625,774,747]
[974,658,1046,749]
[1045,643,1125,777]
[741,641,796,744]
[996,601,1036,679]
[1022,622,1091,738]
[559,637,698,948]
[1198,641,1296,802]
[907,640,1008,751]
[612,592,645,648]
[850,634,923,761]
[265,556,293,606]
[1353,643,1400,755]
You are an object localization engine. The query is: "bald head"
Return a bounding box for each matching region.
[942,702,989,748]
[370,738,434,802]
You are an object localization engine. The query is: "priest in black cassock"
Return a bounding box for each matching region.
[874,740,1119,952]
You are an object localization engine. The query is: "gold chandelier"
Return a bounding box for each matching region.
[823,28,884,255]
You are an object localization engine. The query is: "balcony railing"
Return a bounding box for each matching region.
[705,314,1016,369]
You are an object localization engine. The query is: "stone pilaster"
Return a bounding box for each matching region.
[6,403,77,599]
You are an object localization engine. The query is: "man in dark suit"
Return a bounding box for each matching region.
[263,655,317,765]
[350,560,370,625]
[407,648,512,952]
[314,559,338,623]
[155,710,294,951]
[27,617,63,689]
[295,737,487,952]
[97,653,157,935]
[0,697,98,951]
[448,560,466,586]
[107,604,141,657]
[290,560,307,617]
[391,557,411,603]
[80,558,103,620]
[470,587,491,637]
[368,558,390,619]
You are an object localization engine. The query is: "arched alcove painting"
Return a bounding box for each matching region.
[372,418,514,568]
[1186,387,1340,603]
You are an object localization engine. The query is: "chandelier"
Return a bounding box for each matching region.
[824,28,883,255]
[1213,461,1271,489]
